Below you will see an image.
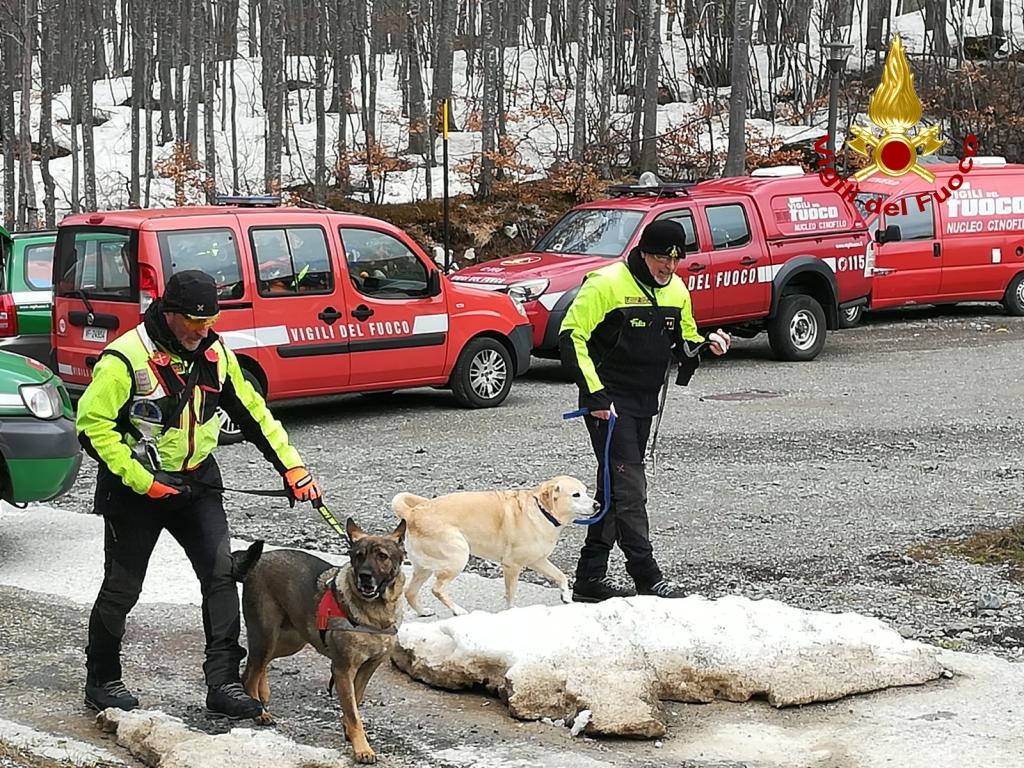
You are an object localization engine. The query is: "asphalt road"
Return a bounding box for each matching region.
[3,302,1023,767]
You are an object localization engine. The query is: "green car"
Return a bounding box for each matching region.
[0,348,81,503]
[0,225,56,366]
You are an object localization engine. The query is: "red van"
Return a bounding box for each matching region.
[452,169,874,362]
[52,199,533,438]
[851,157,1024,321]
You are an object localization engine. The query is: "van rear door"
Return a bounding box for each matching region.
[52,226,139,390]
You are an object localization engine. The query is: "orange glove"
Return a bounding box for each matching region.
[283,466,321,504]
[146,472,190,500]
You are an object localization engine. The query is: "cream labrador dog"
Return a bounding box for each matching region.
[392,476,598,616]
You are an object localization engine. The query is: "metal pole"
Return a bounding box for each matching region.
[442,98,451,274]
[827,63,841,157]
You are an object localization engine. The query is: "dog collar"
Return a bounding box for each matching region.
[534,496,561,528]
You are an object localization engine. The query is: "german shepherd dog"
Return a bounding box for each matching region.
[231,518,406,764]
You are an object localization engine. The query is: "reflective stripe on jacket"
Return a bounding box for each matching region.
[77,323,302,495]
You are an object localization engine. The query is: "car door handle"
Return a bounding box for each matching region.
[351,304,374,321]
[933,242,941,257]
[318,307,342,324]
[739,256,758,266]
[688,263,706,272]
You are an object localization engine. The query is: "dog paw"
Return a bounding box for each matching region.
[560,590,572,604]
[414,606,436,618]
[451,605,468,616]
[353,747,377,764]
[255,710,274,726]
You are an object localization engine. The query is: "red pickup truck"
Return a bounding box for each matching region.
[452,169,874,361]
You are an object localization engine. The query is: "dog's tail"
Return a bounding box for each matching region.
[391,492,430,520]
[230,540,264,582]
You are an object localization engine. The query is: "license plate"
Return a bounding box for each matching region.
[83,327,108,343]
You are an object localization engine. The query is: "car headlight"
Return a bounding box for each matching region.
[20,381,62,420]
[507,278,550,303]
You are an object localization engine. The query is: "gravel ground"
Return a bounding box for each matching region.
[9,302,1022,766]
[53,302,1024,659]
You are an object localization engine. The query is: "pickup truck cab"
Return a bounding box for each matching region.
[452,169,874,361]
[51,199,533,436]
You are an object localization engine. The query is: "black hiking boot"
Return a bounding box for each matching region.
[638,579,687,598]
[84,678,139,712]
[206,682,264,720]
[571,576,637,603]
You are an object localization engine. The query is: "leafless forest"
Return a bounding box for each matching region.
[0,0,1021,230]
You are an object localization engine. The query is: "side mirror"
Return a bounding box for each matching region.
[427,269,442,297]
[875,224,902,244]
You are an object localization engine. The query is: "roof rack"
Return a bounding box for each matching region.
[213,194,282,207]
[607,182,695,198]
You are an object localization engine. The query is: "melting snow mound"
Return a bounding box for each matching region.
[393,594,945,738]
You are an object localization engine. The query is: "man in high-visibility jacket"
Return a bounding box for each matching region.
[77,270,320,720]
[560,220,731,603]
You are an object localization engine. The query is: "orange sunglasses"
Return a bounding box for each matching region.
[181,313,220,331]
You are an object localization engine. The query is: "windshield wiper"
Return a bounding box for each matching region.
[72,289,98,322]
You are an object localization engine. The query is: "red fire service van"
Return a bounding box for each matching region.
[850,156,1024,322]
[52,198,533,440]
[452,169,874,362]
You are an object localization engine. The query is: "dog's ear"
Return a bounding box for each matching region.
[389,518,407,543]
[346,517,367,542]
[539,480,558,512]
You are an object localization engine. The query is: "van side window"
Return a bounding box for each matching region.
[24,244,55,290]
[339,228,430,299]
[158,228,244,300]
[884,197,934,241]
[250,226,333,296]
[656,210,699,253]
[65,231,133,299]
[705,204,752,249]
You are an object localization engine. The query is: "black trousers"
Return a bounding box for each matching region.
[575,412,663,589]
[86,468,244,687]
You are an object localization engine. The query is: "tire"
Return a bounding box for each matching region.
[838,305,864,329]
[218,367,263,446]
[450,337,514,408]
[1002,273,1024,316]
[768,294,827,362]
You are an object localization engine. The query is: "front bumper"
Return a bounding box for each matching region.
[509,324,533,376]
[0,415,83,502]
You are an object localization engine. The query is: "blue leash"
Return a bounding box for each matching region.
[562,408,616,525]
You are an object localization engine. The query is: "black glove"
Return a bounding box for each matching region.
[151,471,192,502]
[676,355,700,386]
[581,388,614,413]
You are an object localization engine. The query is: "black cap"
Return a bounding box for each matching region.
[637,220,688,258]
[162,270,219,317]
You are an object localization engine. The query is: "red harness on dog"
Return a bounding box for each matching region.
[317,586,348,631]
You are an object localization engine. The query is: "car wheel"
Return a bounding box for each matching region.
[218,367,264,445]
[1002,273,1024,316]
[838,305,864,329]
[768,294,827,362]
[450,337,513,408]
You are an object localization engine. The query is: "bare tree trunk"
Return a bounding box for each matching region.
[572,0,590,161]
[69,2,81,215]
[187,0,202,158]
[405,0,428,155]
[82,0,97,210]
[1,23,16,230]
[992,0,1005,38]
[533,0,547,45]
[429,0,454,164]
[597,0,614,175]
[760,0,780,43]
[478,0,497,198]
[314,0,327,202]
[248,0,257,56]
[158,5,174,144]
[784,0,812,43]
[203,0,217,200]
[639,0,659,173]
[925,0,948,57]
[129,0,145,206]
[18,0,38,228]
[261,0,285,191]
[39,0,57,226]
[866,0,890,50]
[725,0,754,176]
[145,0,155,205]
[230,56,238,193]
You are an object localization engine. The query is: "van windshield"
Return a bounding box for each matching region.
[534,209,644,257]
[55,228,135,301]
